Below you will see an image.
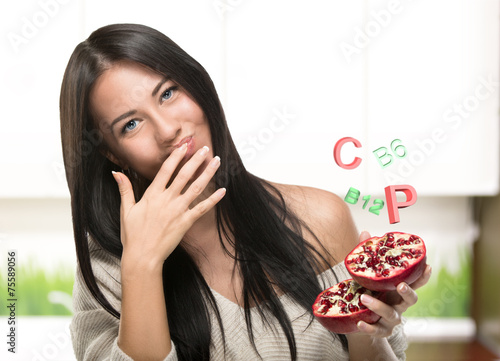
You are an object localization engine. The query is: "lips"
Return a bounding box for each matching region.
[174,136,195,158]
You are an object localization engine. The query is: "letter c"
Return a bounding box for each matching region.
[334,137,362,169]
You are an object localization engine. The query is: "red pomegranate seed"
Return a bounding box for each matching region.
[335,289,345,296]
[348,304,359,313]
[345,293,354,302]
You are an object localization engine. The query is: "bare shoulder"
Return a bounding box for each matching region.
[269,181,359,266]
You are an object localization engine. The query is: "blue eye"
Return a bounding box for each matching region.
[123,119,139,133]
[161,86,177,102]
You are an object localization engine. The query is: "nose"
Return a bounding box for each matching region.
[151,110,181,146]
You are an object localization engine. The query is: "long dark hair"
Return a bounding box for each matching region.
[60,23,347,360]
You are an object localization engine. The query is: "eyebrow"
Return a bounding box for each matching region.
[152,77,170,97]
[109,77,170,131]
[110,110,137,130]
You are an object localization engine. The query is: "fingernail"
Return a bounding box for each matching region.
[179,143,187,151]
[357,321,368,331]
[360,294,372,304]
[210,156,220,168]
[399,283,409,293]
[200,146,209,155]
[111,171,122,184]
[216,188,226,198]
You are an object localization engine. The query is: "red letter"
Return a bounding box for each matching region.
[384,185,417,224]
[334,137,362,169]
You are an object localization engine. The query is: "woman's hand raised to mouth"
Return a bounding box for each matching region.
[112,144,226,266]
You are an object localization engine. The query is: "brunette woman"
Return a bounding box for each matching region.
[60,23,430,361]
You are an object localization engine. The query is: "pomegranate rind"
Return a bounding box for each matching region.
[345,232,427,291]
[312,279,381,334]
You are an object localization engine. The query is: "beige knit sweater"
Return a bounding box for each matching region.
[70,240,408,361]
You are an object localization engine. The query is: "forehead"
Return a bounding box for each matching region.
[90,61,163,125]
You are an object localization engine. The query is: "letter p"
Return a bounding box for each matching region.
[384,185,417,224]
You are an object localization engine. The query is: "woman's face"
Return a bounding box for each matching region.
[90,61,213,180]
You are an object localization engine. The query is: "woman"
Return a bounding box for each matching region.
[60,23,431,361]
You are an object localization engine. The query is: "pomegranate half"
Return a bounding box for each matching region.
[312,279,381,334]
[345,232,427,291]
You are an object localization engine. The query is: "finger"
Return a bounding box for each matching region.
[359,231,371,243]
[149,143,189,193]
[183,156,221,203]
[357,320,392,338]
[187,187,226,221]
[410,264,432,290]
[112,171,136,214]
[392,282,418,314]
[360,294,401,326]
[168,146,210,193]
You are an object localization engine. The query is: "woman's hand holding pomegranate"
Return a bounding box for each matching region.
[351,231,432,338]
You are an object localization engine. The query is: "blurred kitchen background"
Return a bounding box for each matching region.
[0,0,499,360]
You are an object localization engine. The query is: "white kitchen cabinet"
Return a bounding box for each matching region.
[0,0,84,198]
[225,0,366,193]
[0,0,497,198]
[365,0,499,196]
[226,0,499,196]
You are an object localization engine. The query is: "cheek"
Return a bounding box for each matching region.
[119,140,163,177]
[178,96,206,123]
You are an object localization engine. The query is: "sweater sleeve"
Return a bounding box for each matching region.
[70,246,178,361]
[386,319,408,361]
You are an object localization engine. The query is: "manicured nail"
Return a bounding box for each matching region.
[178,143,188,151]
[111,171,122,184]
[216,188,226,198]
[200,146,209,155]
[210,156,220,168]
[357,321,368,331]
[360,294,372,304]
[399,283,409,293]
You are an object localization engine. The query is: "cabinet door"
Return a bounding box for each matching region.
[0,0,84,198]
[225,0,498,196]
[225,0,366,193]
[366,0,499,196]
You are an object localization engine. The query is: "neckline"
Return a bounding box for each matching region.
[208,262,343,309]
[209,286,290,310]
